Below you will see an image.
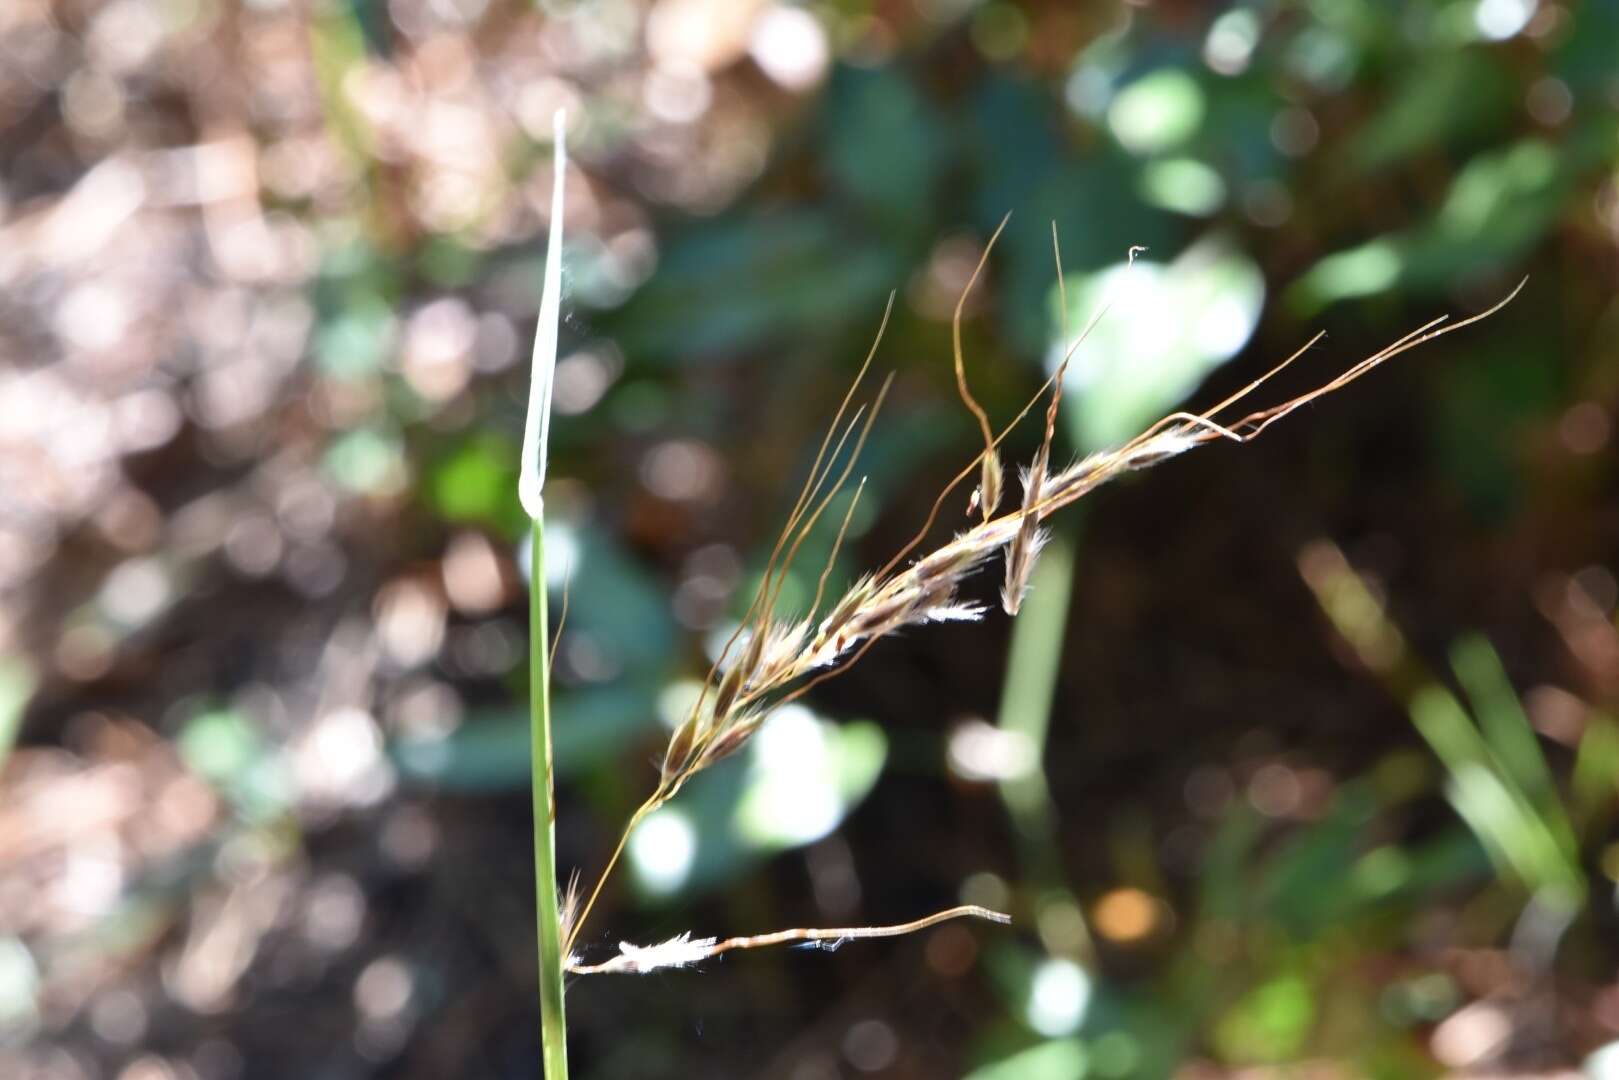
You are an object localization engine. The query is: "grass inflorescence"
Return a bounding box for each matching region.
[553,226,1524,972]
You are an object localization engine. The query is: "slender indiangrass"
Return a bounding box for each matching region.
[552,228,1526,971]
[523,111,569,1079]
[523,113,1523,1044]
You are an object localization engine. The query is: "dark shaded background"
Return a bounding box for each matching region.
[3,0,1618,1077]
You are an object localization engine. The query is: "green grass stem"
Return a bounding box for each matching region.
[531,520,569,1078]
[993,523,1093,960]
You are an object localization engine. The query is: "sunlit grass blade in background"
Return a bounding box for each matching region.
[521,111,569,1079]
[994,527,1080,911]
[1299,540,1586,958]
[1571,712,1619,832]
[0,657,36,773]
[1450,633,1572,848]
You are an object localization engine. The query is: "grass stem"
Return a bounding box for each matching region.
[530,520,569,1078]
[994,524,1094,960]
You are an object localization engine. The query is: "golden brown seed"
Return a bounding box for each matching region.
[737,623,768,688]
[661,718,699,785]
[711,662,745,726]
[978,448,1003,521]
[701,716,761,766]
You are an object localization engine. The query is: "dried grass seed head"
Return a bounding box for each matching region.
[570,268,1523,966]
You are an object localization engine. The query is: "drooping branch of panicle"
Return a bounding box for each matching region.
[566,906,1010,975]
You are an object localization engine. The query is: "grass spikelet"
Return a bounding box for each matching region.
[558,870,583,957]
[1003,225,1072,614]
[1003,237,1147,613]
[1001,487,1050,616]
[660,716,699,786]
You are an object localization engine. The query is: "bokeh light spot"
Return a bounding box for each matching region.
[1026,957,1092,1036]
[629,806,697,895]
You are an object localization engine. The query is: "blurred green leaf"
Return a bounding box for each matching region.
[315,297,397,378]
[1283,22,1361,92]
[969,74,1064,223]
[1438,141,1558,237]
[1341,50,1513,176]
[308,0,375,162]
[607,212,900,362]
[1349,844,1413,901]
[1379,970,1461,1027]
[1357,830,1490,903]
[969,73,1172,354]
[312,234,400,375]
[179,709,260,781]
[1289,240,1403,311]
[964,1038,1087,1080]
[1198,804,1266,922]
[1213,970,1315,1064]
[427,433,523,535]
[1108,69,1206,157]
[417,235,482,287]
[1401,139,1569,287]
[822,65,945,239]
[1552,0,1619,94]
[178,709,293,823]
[395,520,673,792]
[1261,785,1376,936]
[1429,331,1559,521]
[1053,234,1265,452]
[1295,139,1574,311]
[391,685,660,791]
[544,523,677,673]
[1139,158,1227,217]
[323,426,404,493]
